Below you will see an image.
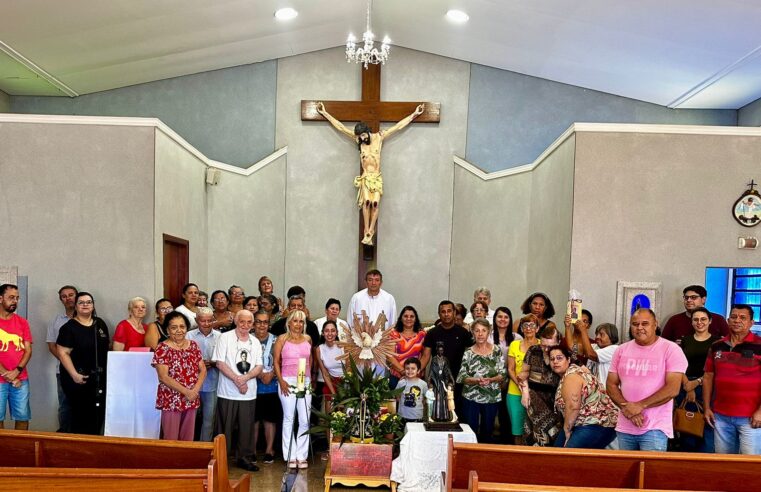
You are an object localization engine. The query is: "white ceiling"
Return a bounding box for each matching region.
[2,0,761,109]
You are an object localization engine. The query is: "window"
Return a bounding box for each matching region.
[732,268,761,327]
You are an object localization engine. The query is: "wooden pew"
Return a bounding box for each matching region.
[447,437,760,492]
[0,430,250,492]
[467,471,704,492]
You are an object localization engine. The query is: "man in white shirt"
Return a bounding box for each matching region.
[463,287,496,324]
[212,309,263,471]
[346,269,396,330]
[45,285,77,433]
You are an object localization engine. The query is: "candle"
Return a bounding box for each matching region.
[297,358,306,391]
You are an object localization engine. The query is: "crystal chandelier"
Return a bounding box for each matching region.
[346,0,390,68]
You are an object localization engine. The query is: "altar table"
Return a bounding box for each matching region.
[104,351,161,438]
[390,422,477,492]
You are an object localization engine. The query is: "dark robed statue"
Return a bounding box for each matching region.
[428,341,455,422]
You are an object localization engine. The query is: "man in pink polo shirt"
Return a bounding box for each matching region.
[606,308,687,451]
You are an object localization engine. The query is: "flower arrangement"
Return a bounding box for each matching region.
[375,412,404,443]
[328,411,350,436]
[309,358,403,445]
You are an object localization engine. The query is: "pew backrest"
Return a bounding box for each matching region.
[448,437,758,492]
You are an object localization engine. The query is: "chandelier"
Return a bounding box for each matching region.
[346,0,390,68]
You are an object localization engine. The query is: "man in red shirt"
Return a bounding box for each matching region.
[662,285,729,342]
[0,284,33,430]
[703,304,761,454]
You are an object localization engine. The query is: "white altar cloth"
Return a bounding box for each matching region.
[104,351,161,438]
[390,422,477,492]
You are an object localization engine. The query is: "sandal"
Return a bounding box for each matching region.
[288,460,298,469]
[298,460,308,469]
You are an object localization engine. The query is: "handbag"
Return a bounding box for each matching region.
[673,399,705,438]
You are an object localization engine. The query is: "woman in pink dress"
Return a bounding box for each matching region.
[152,311,206,441]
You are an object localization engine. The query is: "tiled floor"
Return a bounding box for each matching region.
[229,454,393,491]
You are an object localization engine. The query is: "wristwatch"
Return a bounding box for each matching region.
[16,366,24,372]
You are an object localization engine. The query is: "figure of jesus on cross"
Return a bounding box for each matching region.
[317,102,425,245]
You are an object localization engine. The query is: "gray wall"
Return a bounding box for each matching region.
[154,130,209,300]
[449,168,532,312]
[375,49,470,321]
[11,62,277,168]
[526,136,576,312]
[739,97,761,127]
[569,131,761,328]
[0,122,156,431]
[9,51,741,175]
[0,90,9,113]
[276,48,360,316]
[275,47,470,321]
[206,156,287,297]
[466,65,738,172]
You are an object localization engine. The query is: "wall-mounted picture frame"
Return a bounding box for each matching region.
[615,281,663,341]
[733,181,761,227]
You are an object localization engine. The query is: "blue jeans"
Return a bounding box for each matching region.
[616,429,668,451]
[56,373,72,432]
[0,379,31,421]
[674,386,714,453]
[554,425,616,449]
[198,390,217,442]
[713,412,761,455]
[462,398,499,443]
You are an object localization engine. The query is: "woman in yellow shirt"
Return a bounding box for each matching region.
[507,314,539,444]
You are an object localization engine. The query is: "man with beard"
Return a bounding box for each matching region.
[662,285,729,341]
[316,102,424,245]
[0,284,33,430]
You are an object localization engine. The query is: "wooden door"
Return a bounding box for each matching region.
[163,234,189,307]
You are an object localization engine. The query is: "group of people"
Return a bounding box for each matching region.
[1,276,760,473]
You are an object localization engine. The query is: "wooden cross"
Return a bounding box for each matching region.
[301,64,440,289]
[748,179,758,192]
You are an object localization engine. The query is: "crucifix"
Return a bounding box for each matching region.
[301,64,440,289]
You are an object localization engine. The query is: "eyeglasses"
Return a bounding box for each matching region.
[77,300,94,306]
[522,323,537,329]
[683,295,701,301]
[158,307,173,313]
[4,296,20,302]
[254,320,269,325]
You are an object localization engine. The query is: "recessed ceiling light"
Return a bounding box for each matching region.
[275,7,298,21]
[446,9,469,23]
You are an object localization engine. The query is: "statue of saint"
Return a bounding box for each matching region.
[316,102,425,245]
[428,341,455,422]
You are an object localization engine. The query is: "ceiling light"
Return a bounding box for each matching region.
[446,9,469,23]
[274,7,298,21]
[346,0,390,68]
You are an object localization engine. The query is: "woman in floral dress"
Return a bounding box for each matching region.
[549,346,617,449]
[152,311,206,441]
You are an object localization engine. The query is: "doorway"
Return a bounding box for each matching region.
[163,234,189,307]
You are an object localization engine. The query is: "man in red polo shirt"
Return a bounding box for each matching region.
[703,304,761,454]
